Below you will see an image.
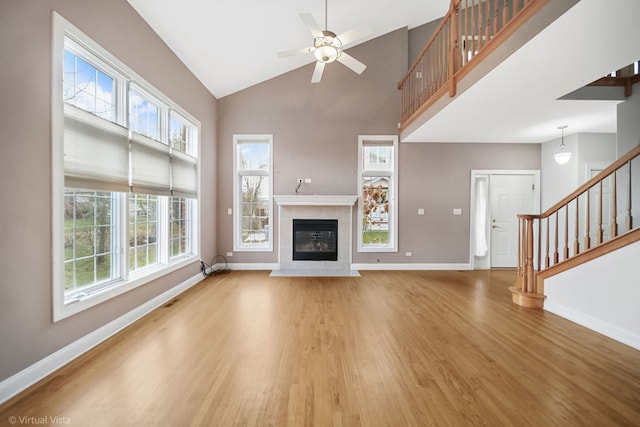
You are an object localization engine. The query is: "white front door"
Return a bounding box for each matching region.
[490,174,535,268]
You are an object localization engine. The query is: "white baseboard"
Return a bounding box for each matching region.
[229,262,471,272]
[352,263,471,271]
[544,301,640,350]
[0,273,204,405]
[226,263,279,270]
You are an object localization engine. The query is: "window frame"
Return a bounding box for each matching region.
[232,134,274,252]
[52,12,200,321]
[357,135,399,252]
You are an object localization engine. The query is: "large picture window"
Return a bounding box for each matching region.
[52,13,200,320]
[233,135,273,251]
[358,135,398,252]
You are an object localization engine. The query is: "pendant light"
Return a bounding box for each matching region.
[554,125,571,165]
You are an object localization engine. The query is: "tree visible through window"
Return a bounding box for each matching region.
[64,189,116,292]
[358,136,398,252]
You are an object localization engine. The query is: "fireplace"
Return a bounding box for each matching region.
[293,219,338,261]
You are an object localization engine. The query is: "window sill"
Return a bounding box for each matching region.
[54,256,198,322]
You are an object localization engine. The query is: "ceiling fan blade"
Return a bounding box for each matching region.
[336,25,372,47]
[277,47,314,58]
[299,13,323,38]
[311,61,325,83]
[337,52,366,75]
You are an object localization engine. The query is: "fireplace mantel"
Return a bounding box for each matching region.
[274,195,357,206]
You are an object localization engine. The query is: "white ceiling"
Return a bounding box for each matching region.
[126,0,450,98]
[127,0,640,144]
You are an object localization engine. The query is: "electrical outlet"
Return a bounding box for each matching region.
[226,252,233,257]
[227,208,232,215]
[297,178,303,183]
[453,208,462,215]
[304,178,311,183]
[405,251,413,257]
[417,208,425,215]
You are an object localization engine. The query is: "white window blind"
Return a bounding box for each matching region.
[63,104,129,192]
[171,150,198,198]
[130,132,171,196]
[63,106,198,197]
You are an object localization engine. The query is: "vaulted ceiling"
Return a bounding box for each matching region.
[128,0,640,143]
[126,0,449,98]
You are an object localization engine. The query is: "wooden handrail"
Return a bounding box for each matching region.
[398,0,547,130]
[512,144,640,308]
[539,145,640,218]
[397,1,454,90]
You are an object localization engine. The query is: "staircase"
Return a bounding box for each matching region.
[511,145,640,308]
[400,0,640,310]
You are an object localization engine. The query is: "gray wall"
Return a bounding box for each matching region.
[216,26,540,266]
[617,81,640,157]
[0,0,217,382]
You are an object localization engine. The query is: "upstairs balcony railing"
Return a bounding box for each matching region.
[589,61,640,97]
[398,0,546,130]
[512,145,640,308]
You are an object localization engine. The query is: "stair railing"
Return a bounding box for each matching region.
[398,0,546,130]
[512,145,640,308]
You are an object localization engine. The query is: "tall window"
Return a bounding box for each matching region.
[233,135,273,251]
[358,135,398,252]
[52,13,200,320]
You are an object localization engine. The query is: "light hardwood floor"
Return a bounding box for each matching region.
[1,270,639,426]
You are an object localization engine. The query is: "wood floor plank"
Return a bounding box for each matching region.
[1,270,639,426]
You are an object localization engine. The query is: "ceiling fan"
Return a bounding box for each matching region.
[277,0,372,83]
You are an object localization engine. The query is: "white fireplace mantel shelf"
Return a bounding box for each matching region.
[274,195,357,206]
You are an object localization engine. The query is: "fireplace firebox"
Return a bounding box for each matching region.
[292,219,338,261]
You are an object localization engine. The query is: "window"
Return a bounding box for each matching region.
[129,89,160,141]
[52,13,200,320]
[170,197,191,258]
[358,135,398,252]
[233,135,273,251]
[63,46,115,121]
[65,189,119,292]
[129,194,159,272]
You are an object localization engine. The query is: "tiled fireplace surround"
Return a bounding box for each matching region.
[273,195,358,274]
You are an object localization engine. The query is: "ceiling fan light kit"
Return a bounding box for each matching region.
[314,31,341,63]
[277,0,371,83]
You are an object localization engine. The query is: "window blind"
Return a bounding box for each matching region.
[63,104,129,192]
[63,105,197,197]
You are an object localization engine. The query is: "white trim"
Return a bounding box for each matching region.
[0,273,204,405]
[351,263,471,271]
[228,262,471,271]
[469,170,540,270]
[273,195,357,206]
[544,301,640,350]
[226,263,280,270]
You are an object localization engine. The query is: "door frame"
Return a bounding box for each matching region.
[469,170,541,270]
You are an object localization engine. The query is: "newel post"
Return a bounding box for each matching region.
[510,215,546,308]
